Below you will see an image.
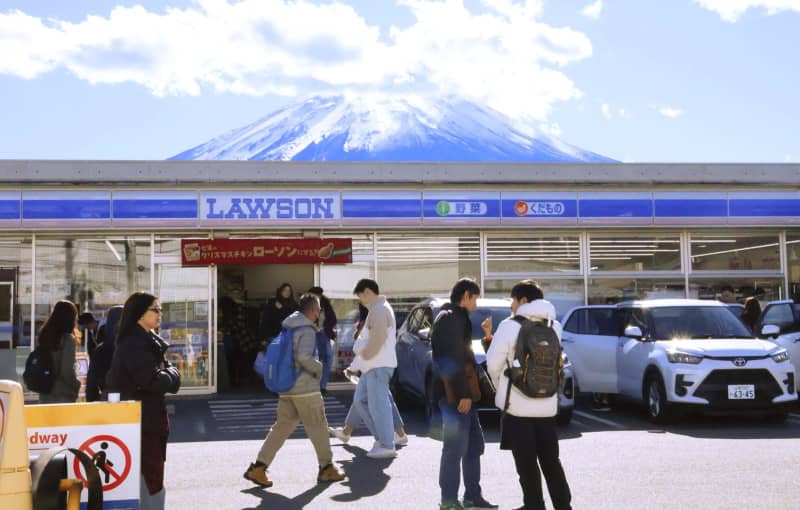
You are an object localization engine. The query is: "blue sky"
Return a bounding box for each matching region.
[0,0,798,162]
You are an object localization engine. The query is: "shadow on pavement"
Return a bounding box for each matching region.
[240,482,331,510]
[330,444,394,503]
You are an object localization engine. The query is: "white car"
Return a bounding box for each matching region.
[755,300,800,392]
[560,299,797,423]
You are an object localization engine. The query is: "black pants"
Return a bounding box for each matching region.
[501,415,571,510]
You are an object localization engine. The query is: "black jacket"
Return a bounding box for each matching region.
[106,325,181,434]
[86,306,123,402]
[431,306,474,404]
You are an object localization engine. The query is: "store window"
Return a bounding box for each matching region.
[787,231,800,301]
[34,238,151,338]
[377,232,480,318]
[486,235,580,273]
[688,278,784,303]
[589,234,681,272]
[0,238,32,385]
[484,279,584,319]
[320,233,375,371]
[690,232,780,271]
[588,278,686,305]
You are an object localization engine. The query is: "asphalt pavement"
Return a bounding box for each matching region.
[164,388,800,510]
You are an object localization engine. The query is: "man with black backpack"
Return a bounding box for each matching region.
[486,280,572,510]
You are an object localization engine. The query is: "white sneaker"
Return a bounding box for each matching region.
[366,446,397,459]
[394,432,409,446]
[328,427,351,443]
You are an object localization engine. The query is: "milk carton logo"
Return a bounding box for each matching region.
[435,200,487,217]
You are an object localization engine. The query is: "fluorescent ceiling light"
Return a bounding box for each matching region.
[105,240,122,262]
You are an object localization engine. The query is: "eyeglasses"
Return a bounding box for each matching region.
[148,307,163,314]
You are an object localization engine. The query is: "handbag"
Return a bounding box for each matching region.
[443,361,482,404]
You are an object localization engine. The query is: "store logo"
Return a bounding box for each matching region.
[204,196,336,220]
[435,201,451,216]
[514,201,529,216]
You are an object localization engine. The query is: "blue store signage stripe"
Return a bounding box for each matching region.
[579,199,653,218]
[343,199,421,218]
[0,200,20,220]
[729,199,800,217]
[113,199,198,219]
[23,200,111,220]
[655,199,727,217]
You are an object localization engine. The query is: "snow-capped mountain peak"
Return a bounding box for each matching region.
[170,94,613,162]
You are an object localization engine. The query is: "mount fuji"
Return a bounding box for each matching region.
[170,95,613,162]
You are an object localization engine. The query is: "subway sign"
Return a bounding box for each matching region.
[200,192,340,224]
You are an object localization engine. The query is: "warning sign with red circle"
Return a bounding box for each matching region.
[73,434,132,491]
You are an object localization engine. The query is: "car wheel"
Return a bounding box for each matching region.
[645,373,673,425]
[556,407,573,427]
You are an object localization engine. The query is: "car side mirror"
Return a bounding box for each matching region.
[624,325,643,339]
[418,327,431,341]
[760,324,780,338]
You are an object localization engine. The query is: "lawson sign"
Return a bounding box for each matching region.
[200,192,340,224]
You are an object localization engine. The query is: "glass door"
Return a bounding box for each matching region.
[155,263,215,393]
[0,281,14,380]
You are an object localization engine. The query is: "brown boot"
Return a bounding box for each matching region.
[243,462,273,488]
[317,463,346,483]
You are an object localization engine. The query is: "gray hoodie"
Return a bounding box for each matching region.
[282,311,323,396]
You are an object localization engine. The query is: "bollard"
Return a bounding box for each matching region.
[0,379,33,510]
[30,447,102,510]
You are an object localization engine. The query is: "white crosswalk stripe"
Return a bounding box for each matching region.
[207,396,350,438]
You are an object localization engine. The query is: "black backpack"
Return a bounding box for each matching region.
[23,347,55,394]
[504,316,562,399]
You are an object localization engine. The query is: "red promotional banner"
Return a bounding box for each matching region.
[181,238,352,266]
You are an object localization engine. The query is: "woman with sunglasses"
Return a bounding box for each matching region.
[107,292,181,510]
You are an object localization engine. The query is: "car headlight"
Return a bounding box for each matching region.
[666,351,703,364]
[770,349,790,363]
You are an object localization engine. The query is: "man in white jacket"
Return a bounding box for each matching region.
[486,280,572,510]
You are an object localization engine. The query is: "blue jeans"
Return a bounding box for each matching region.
[351,367,395,449]
[438,399,485,504]
[345,386,404,431]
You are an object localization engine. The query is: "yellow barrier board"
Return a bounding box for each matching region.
[25,401,142,510]
[0,380,33,510]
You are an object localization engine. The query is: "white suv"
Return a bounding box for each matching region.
[755,300,800,392]
[561,299,797,423]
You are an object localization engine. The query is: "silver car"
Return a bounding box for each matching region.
[393,297,575,425]
[756,300,800,393]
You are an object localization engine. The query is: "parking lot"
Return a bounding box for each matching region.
[167,390,800,509]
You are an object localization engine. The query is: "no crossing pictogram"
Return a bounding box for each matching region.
[73,434,132,491]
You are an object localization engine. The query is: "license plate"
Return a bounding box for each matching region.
[728,384,755,400]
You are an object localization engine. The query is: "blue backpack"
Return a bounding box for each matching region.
[262,325,315,393]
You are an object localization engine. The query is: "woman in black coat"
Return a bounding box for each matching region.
[258,283,298,342]
[107,292,180,510]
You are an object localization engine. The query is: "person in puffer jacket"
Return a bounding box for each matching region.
[243,293,346,488]
[486,280,572,510]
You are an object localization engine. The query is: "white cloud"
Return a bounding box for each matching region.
[581,0,603,19]
[601,103,612,119]
[0,0,593,120]
[653,105,685,118]
[692,0,800,22]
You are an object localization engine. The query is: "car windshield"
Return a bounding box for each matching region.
[431,306,511,339]
[642,306,753,340]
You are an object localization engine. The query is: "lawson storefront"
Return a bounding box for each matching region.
[0,161,798,395]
